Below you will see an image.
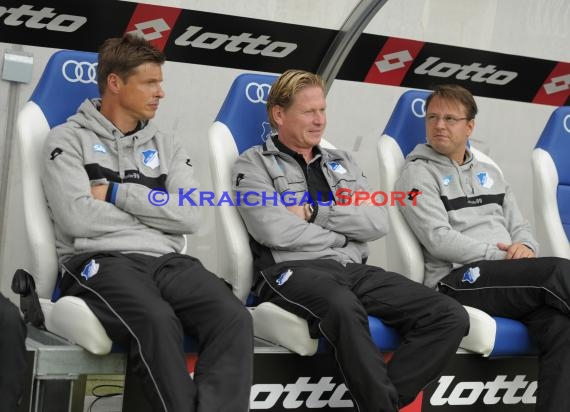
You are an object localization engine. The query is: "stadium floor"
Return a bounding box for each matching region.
[82,375,123,412]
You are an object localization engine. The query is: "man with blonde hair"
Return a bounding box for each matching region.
[232,69,469,411]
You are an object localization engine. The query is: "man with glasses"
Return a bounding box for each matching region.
[396,83,570,412]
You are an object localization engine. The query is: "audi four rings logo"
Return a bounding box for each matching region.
[564,114,570,134]
[62,60,98,84]
[246,82,272,104]
[411,98,426,118]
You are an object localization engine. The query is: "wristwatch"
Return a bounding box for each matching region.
[305,203,314,221]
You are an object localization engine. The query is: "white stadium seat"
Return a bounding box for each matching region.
[16,50,113,354]
[532,105,570,259]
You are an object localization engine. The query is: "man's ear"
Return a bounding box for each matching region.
[106,73,122,94]
[272,105,284,127]
[466,118,475,137]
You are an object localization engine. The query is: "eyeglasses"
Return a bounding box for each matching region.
[426,114,470,126]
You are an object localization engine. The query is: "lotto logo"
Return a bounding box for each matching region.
[543,73,570,95]
[127,18,171,41]
[375,50,413,73]
[430,375,536,406]
[250,377,353,409]
[0,4,87,32]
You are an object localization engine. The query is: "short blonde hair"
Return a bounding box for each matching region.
[267,69,325,129]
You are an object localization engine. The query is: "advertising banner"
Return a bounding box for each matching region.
[1,0,568,105]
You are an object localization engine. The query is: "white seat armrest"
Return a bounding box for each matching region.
[459,305,496,357]
[252,302,318,356]
[44,296,113,355]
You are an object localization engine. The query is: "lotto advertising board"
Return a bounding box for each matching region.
[249,353,537,412]
[123,352,538,411]
[1,0,568,106]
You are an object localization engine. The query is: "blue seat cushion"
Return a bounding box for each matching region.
[491,317,537,357]
[317,316,401,353]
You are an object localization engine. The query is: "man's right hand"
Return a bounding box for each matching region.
[91,184,109,201]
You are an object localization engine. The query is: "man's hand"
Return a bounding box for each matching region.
[286,204,312,221]
[91,184,109,201]
[497,242,535,259]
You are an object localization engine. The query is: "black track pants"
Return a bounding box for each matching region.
[439,256,570,412]
[62,252,253,412]
[258,259,469,412]
[0,293,27,411]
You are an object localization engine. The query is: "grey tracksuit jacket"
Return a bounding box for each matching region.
[42,98,202,263]
[231,137,389,266]
[395,144,538,289]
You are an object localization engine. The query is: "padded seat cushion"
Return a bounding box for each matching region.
[252,302,401,355]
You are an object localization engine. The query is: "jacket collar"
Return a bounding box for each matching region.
[261,135,342,163]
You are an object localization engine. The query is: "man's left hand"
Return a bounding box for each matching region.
[497,242,535,259]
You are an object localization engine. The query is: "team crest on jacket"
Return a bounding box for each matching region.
[93,144,107,153]
[442,175,453,186]
[476,172,494,188]
[326,161,347,174]
[142,149,160,169]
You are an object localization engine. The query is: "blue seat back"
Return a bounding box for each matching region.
[31,50,99,128]
[535,106,570,239]
[383,89,430,157]
[214,73,277,154]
